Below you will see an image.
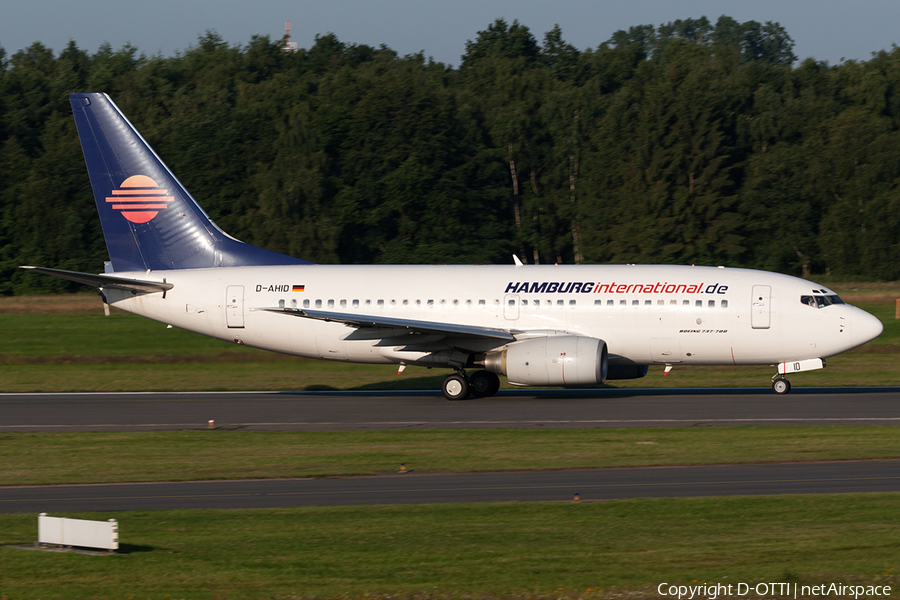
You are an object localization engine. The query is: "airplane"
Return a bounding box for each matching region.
[23,93,884,399]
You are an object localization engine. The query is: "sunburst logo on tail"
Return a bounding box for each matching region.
[106,175,173,223]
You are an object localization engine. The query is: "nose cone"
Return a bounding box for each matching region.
[852,309,884,347]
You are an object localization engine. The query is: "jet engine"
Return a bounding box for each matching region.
[484,336,608,386]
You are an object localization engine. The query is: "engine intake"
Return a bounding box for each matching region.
[484,336,608,386]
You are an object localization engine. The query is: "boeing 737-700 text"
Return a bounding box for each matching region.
[23,93,884,399]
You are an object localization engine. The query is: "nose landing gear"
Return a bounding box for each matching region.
[770,358,825,394]
[772,375,791,395]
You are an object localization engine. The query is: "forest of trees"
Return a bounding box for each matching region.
[2,15,900,294]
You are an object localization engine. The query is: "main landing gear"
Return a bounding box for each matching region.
[442,370,501,401]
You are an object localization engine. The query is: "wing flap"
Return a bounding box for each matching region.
[21,266,174,294]
[259,307,515,341]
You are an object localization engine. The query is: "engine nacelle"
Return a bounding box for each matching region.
[484,336,608,386]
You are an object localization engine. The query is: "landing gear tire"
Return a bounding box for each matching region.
[442,373,470,401]
[772,378,791,395]
[469,370,500,398]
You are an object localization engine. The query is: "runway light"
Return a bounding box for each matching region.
[573,493,580,503]
[208,420,214,429]
[399,463,407,473]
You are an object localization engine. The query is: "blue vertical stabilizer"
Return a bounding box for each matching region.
[70,93,310,272]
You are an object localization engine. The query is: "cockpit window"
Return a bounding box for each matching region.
[801,294,846,308]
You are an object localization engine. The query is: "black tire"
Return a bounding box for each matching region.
[442,374,470,401]
[772,378,791,395]
[469,370,501,398]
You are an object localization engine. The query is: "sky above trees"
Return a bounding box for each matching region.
[2,0,900,68]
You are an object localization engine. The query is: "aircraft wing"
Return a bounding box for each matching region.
[259,307,516,341]
[20,266,174,294]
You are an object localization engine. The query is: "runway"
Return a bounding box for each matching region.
[2,460,898,513]
[3,389,898,512]
[1,387,899,431]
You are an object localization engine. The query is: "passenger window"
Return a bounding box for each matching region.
[534,299,540,307]
[291,299,297,308]
[607,299,614,307]
[722,300,729,308]
[620,299,627,306]
[340,299,346,308]
[315,299,322,308]
[522,299,528,306]
[377,299,384,307]
[352,299,359,308]
[466,299,472,306]
[508,299,516,307]
[453,299,459,306]
[632,300,639,307]
[658,299,665,306]
[708,300,715,308]
[683,300,690,306]
[594,299,603,307]
[569,300,576,307]
[557,300,565,307]
[279,299,285,308]
[695,300,703,307]
[304,299,310,308]
[670,300,677,306]
[478,300,485,306]
[645,300,652,306]
[403,299,409,306]
[365,300,372,307]
[427,299,434,307]
[327,299,334,308]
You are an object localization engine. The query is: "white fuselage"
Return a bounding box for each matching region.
[102,264,882,369]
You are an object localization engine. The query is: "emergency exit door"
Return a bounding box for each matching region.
[226,285,245,328]
[751,285,771,329]
[503,294,520,320]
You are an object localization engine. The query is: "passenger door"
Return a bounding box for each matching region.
[751,285,771,329]
[226,285,245,328]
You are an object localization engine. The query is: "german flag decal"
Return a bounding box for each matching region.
[292,285,305,292]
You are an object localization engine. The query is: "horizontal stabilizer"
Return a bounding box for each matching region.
[20,266,174,294]
[259,307,516,341]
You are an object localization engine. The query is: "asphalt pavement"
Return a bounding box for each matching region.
[2,460,898,512]
[1,387,899,431]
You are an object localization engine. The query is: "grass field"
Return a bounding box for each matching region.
[1,495,900,599]
[1,287,899,393]
[1,426,900,485]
